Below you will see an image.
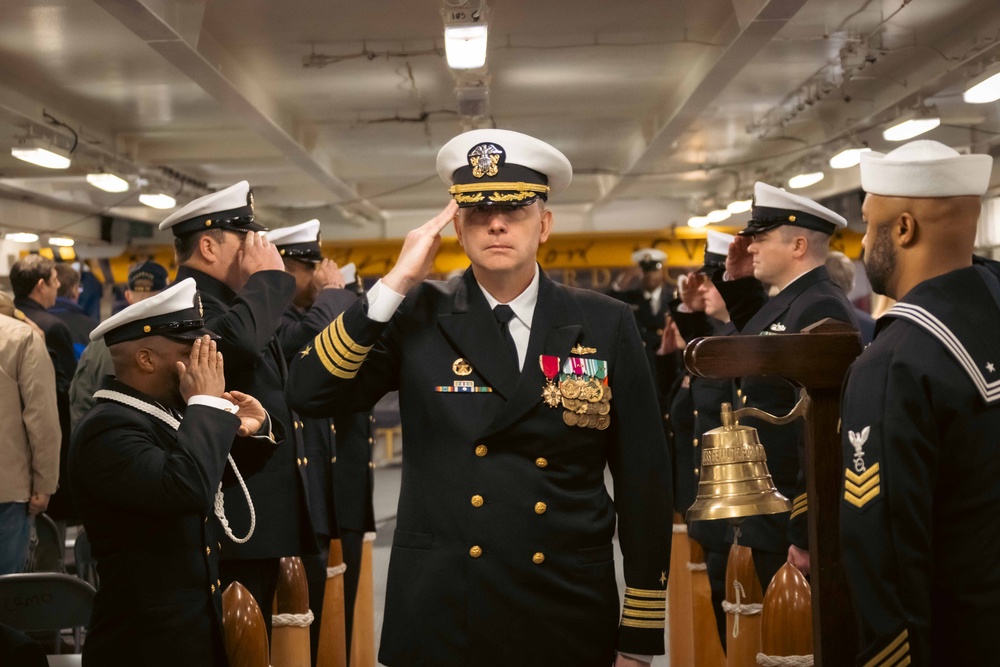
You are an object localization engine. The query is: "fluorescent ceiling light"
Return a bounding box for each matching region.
[788,171,825,189]
[706,209,731,223]
[11,139,71,169]
[964,70,1000,104]
[445,25,488,69]
[6,232,39,243]
[687,216,710,228]
[87,172,130,193]
[727,199,752,213]
[883,116,940,142]
[829,147,871,169]
[139,193,176,209]
[48,237,75,247]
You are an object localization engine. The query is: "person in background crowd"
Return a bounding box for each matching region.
[608,248,670,374]
[841,140,1000,665]
[825,250,876,345]
[70,260,169,428]
[11,254,79,528]
[50,263,99,359]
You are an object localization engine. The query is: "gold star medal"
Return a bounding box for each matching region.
[452,358,473,376]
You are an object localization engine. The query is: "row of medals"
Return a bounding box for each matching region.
[544,376,611,430]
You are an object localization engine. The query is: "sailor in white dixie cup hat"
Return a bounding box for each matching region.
[70,276,270,667]
[841,139,1000,667]
[286,128,673,665]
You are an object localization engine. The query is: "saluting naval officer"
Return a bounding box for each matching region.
[286,129,672,666]
[160,182,315,638]
[714,182,858,588]
[265,219,376,662]
[841,140,1000,666]
[70,278,272,666]
[608,248,669,374]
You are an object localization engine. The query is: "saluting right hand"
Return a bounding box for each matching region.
[177,336,226,403]
[237,230,285,282]
[680,271,708,312]
[725,235,755,280]
[382,200,459,294]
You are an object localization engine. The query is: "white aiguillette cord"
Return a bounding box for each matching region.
[93,389,256,544]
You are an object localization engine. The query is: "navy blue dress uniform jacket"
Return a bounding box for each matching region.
[69,379,240,667]
[175,266,315,559]
[607,286,667,374]
[840,259,1000,666]
[286,267,673,665]
[715,265,858,556]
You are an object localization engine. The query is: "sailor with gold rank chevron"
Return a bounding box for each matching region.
[287,129,672,667]
[841,140,1000,666]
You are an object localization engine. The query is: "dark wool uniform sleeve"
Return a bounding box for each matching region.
[606,303,673,655]
[286,295,399,418]
[840,352,934,666]
[202,270,295,366]
[275,288,359,361]
[712,273,768,332]
[72,405,241,513]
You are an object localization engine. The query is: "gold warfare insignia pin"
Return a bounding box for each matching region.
[571,344,597,355]
[468,143,502,179]
[452,358,473,376]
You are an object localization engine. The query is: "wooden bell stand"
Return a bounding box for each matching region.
[685,320,862,667]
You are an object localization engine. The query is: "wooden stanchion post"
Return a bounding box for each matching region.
[725,544,763,667]
[759,562,813,663]
[689,539,727,666]
[222,581,269,667]
[668,515,694,667]
[317,539,349,667]
[349,531,377,667]
[272,556,312,667]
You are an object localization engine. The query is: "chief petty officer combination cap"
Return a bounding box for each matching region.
[702,230,735,273]
[631,248,667,272]
[127,260,168,292]
[437,128,573,208]
[860,139,994,197]
[264,219,323,263]
[739,181,848,237]
[158,180,267,237]
[90,278,219,347]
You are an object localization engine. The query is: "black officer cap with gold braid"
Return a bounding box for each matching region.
[89,278,219,346]
[158,180,267,237]
[264,219,324,264]
[437,129,572,208]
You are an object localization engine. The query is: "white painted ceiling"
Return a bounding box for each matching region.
[0,0,999,245]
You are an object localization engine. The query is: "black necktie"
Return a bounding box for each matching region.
[493,304,520,371]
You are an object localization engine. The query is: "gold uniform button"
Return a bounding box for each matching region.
[330,424,336,433]
[693,438,699,447]
[534,502,547,515]
[693,410,699,417]
[297,458,302,466]
[535,457,548,469]
[303,457,308,466]
[331,456,337,463]
[368,437,374,444]
[737,389,742,397]
[369,415,375,423]
[475,444,488,457]
[205,546,211,555]
[469,546,482,558]
[217,579,221,587]
[742,395,748,404]
[694,467,700,475]
[211,584,216,593]
[471,495,484,508]
[532,552,545,565]
[368,461,375,469]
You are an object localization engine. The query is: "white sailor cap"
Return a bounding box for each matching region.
[741,182,847,237]
[265,219,323,263]
[702,231,734,273]
[90,278,218,346]
[860,140,993,197]
[158,181,267,237]
[631,248,667,271]
[437,129,572,208]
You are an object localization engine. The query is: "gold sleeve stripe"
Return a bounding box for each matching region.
[862,629,909,667]
[328,321,368,362]
[624,587,667,599]
[789,505,808,520]
[314,340,359,379]
[622,608,666,619]
[793,493,807,506]
[318,329,363,370]
[623,598,666,609]
[333,316,373,354]
[621,618,666,629]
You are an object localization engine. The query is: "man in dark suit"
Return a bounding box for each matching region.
[713,182,859,589]
[841,140,1000,665]
[159,181,314,638]
[70,278,270,666]
[266,219,375,662]
[287,129,672,667]
[11,254,79,527]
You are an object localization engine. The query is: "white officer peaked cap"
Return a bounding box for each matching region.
[741,182,847,237]
[860,140,994,197]
[264,219,323,263]
[437,129,572,208]
[158,180,267,236]
[90,278,218,346]
[706,230,735,256]
[631,248,667,270]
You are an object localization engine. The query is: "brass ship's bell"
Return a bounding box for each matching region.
[686,401,797,521]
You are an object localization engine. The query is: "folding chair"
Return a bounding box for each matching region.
[0,573,96,657]
[25,514,65,574]
[72,531,99,590]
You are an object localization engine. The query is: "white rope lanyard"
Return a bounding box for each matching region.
[94,389,256,544]
[271,610,314,628]
[756,653,814,666]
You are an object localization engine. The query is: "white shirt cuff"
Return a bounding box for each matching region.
[676,303,693,313]
[366,279,406,322]
[187,395,239,414]
[619,652,653,664]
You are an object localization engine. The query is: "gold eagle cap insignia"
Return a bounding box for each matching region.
[571,344,597,355]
